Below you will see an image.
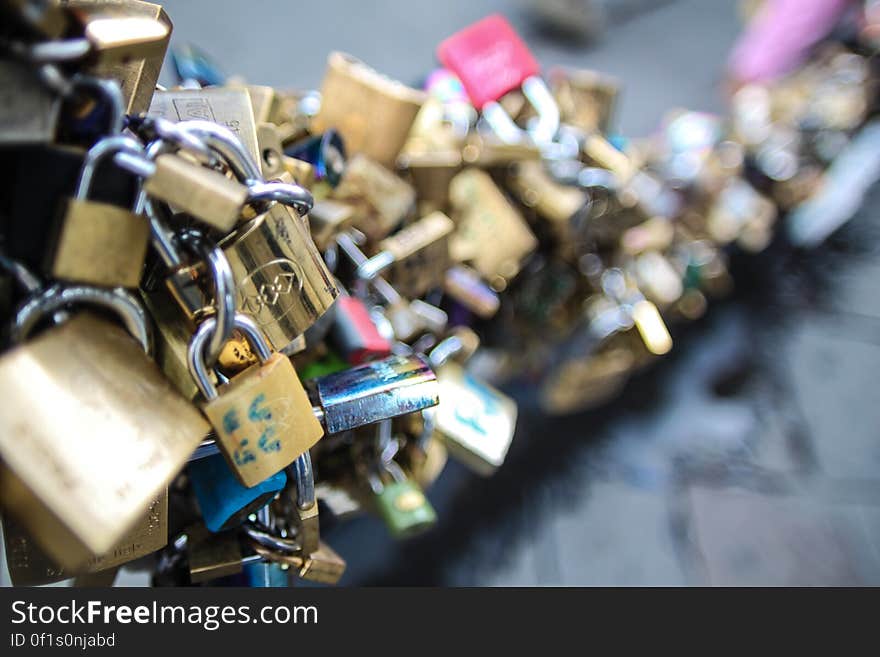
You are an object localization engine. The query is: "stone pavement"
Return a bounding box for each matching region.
[3,0,879,587]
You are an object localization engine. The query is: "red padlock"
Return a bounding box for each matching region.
[329,295,393,365]
[437,14,558,144]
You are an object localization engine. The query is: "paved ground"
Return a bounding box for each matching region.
[3,0,879,586]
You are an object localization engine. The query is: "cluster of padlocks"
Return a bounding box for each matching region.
[0,2,876,586]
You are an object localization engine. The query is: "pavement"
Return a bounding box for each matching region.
[3,0,879,587]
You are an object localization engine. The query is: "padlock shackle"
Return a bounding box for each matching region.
[70,74,124,135]
[76,135,145,199]
[0,251,42,295]
[177,230,236,367]
[175,120,263,185]
[247,181,314,217]
[12,284,152,354]
[187,312,273,401]
[289,451,316,511]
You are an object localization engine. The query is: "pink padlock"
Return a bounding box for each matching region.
[437,14,559,145]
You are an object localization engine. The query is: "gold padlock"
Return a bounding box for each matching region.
[358,212,455,297]
[2,490,168,586]
[188,313,324,487]
[148,87,261,166]
[448,168,538,285]
[549,66,620,134]
[313,52,426,168]
[68,1,172,115]
[51,137,150,288]
[143,153,250,232]
[332,154,417,242]
[219,203,338,354]
[0,299,208,569]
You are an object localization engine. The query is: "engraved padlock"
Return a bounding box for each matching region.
[188,312,325,487]
[0,285,208,569]
[218,202,338,354]
[50,135,151,288]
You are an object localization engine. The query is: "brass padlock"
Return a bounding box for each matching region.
[252,540,346,585]
[188,313,324,487]
[50,136,151,288]
[332,154,417,242]
[219,203,338,354]
[0,288,208,569]
[2,490,168,586]
[357,212,455,297]
[68,1,172,115]
[549,66,620,134]
[187,529,245,584]
[148,87,261,166]
[313,52,426,168]
[0,59,61,144]
[140,153,250,232]
[448,168,538,285]
[507,159,589,243]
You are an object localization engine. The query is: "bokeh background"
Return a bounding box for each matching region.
[3,0,879,586]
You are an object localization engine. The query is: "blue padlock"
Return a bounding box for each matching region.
[189,453,286,533]
[285,130,346,187]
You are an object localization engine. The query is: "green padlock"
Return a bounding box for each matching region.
[371,463,437,539]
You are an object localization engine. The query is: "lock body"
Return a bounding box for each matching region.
[2,490,167,586]
[313,52,426,168]
[219,205,338,355]
[374,479,437,539]
[189,453,287,532]
[202,352,324,487]
[0,314,208,569]
[52,198,150,288]
[433,361,517,476]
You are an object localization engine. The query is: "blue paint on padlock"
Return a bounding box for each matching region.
[189,453,286,533]
[284,130,346,187]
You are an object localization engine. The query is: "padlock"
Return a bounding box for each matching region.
[507,159,589,244]
[549,66,619,134]
[397,149,463,210]
[187,528,247,583]
[257,122,286,179]
[285,129,347,190]
[188,452,287,532]
[442,264,500,319]
[219,203,338,354]
[370,458,437,539]
[309,199,355,251]
[309,354,439,435]
[332,154,417,242]
[50,136,151,288]
[0,286,208,569]
[189,313,325,487]
[437,14,559,145]
[2,490,167,586]
[252,540,346,585]
[328,294,392,365]
[334,231,425,340]
[0,59,61,144]
[117,150,250,233]
[356,212,455,298]
[448,168,537,284]
[148,87,261,166]
[313,51,426,168]
[68,1,172,114]
[428,341,517,476]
